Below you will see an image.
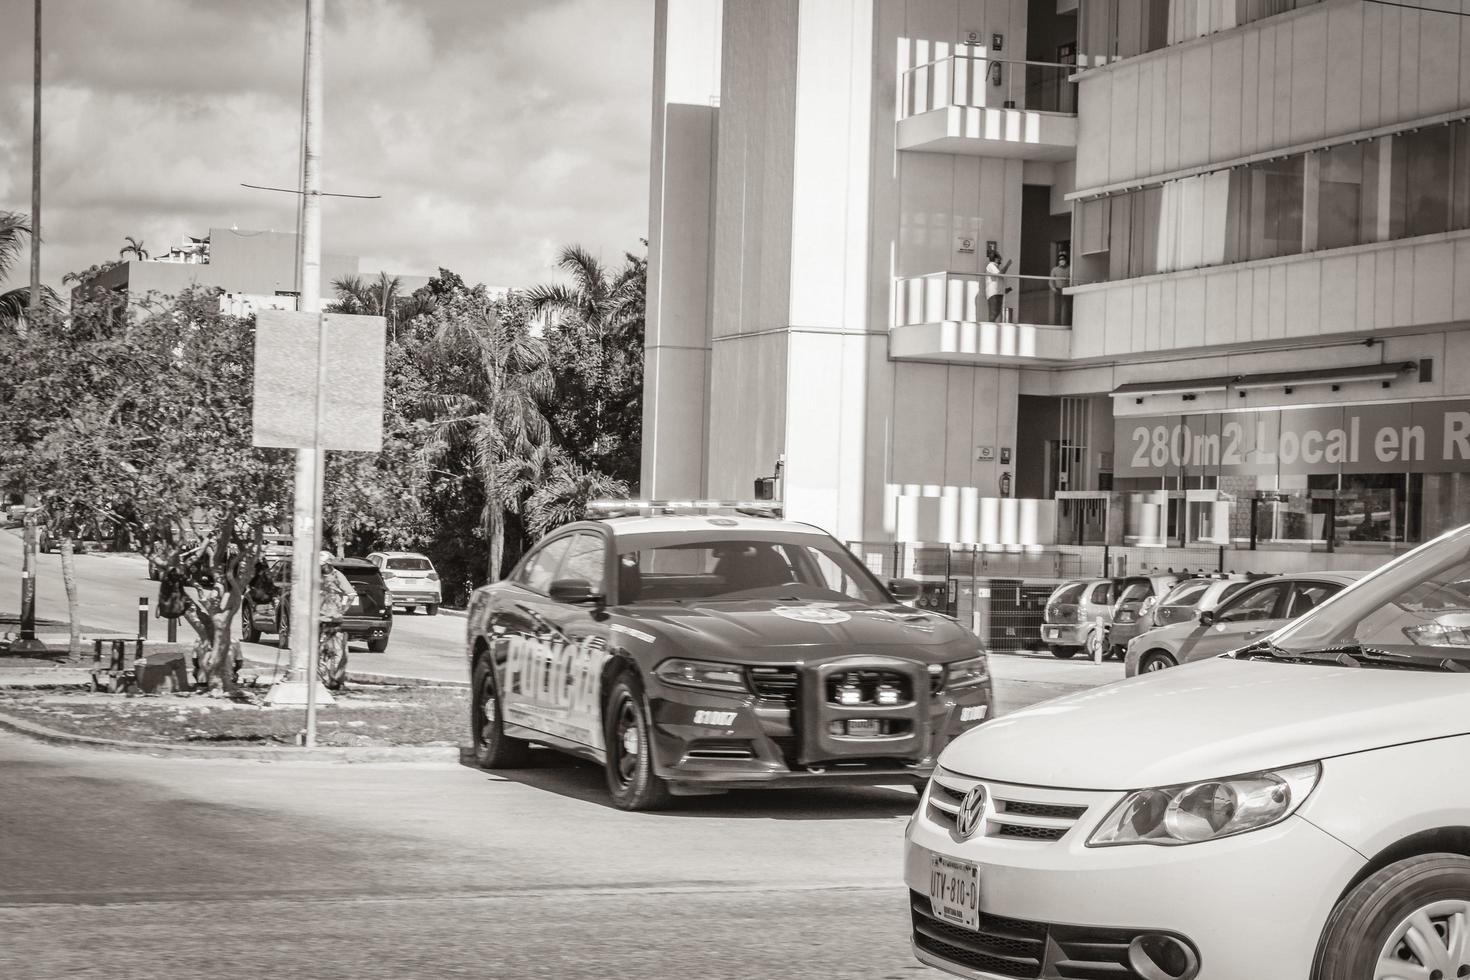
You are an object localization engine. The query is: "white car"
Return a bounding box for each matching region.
[367,551,442,615]
[907,523,1470,980]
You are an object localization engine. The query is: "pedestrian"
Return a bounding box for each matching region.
[985,246,1013,322]
[1050,254,1072,325]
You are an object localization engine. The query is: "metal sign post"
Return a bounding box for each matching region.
[12,510,46,656]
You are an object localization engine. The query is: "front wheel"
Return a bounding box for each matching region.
[1314,854,1470,980]
[318,632,348,691]
[240,604,261,644]
[1140,650,1177,673]
[471,658,531,768]
[604,674,672,811]
[425,604,438,616]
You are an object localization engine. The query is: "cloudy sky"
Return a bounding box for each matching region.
[0,0,653,291]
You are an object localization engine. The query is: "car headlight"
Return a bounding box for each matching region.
[942,655,988,690]
[654,658,749,694]
[1088,762,1320,847]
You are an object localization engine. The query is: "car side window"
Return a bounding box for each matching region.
[1087,582,1111,605]
[517,537,574,595]
[1216,581,1248,604]
[1216,583,1287,623]
[1289,581,1341,617]
[558,532,608,591]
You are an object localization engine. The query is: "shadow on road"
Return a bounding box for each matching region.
[458,750,919,820]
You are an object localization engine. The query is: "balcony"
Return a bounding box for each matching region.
[890,272,1072,365]
[898,52,1077,161]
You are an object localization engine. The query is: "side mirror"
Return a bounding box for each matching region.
[550,578,604,604]
[1197,609,1216,627]
[889,578,922,602]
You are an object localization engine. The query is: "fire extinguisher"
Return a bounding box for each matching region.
[1000,472,1012,498]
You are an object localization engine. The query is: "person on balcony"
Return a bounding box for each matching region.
[985,246,1013,322]
[1050,254,1072,326]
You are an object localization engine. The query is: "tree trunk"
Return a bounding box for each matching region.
[486,503,502,584]
[59,536,81,661]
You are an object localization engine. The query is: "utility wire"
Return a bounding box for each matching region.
[1362,0,1470,16]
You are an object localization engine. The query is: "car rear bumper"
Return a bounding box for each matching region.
[1038,624,1085,646]
[339,617,391,640]
[389,590,441,605]
[645,661,993,791]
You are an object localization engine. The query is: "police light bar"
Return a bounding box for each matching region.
[586,499,784,519]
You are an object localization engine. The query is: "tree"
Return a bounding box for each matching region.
[418,288,552,581]
[526,244,646,486]
[0,210,58,333]
[0,288,292,690]
[119,236,149,261]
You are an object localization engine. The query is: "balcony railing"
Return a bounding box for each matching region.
[895,271,1074,328]
[900,53,1077,120]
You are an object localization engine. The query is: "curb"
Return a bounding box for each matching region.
[0,708,468,763]
[238,655,468,690]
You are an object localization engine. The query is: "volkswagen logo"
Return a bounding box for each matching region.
[956,785,986,840]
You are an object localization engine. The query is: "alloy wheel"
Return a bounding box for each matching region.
[613,696,640,787]
[1375,900,1470,980]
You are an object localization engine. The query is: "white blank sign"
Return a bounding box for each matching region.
[252,309,386,451]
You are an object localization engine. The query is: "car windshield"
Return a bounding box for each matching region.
[1116,581,1151,604]
[384,558,431,571]
[1267,525,1470,668]
[616,533,888,605]
[1049,582,1085,605]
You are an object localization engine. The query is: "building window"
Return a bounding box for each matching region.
[1089,121,1470,284]
[1079,0,1324,65]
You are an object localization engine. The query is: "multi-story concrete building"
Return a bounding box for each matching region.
[77,227,431,315]
[642,0,1470,625]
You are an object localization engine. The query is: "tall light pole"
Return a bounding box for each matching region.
[26,0,41,338]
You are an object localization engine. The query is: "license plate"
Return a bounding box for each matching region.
[1044,627,1059,640]
[929,853,981,930]
[846,718,881,736]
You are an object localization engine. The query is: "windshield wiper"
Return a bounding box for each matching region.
[1240,639,1469,672]
[1236,639,1362,667]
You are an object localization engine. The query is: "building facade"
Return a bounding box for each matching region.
[643,0,1470,608]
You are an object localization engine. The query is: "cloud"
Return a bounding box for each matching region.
[0,0,653,291]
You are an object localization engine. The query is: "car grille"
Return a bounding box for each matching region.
[748,666,799,704]
[927,772,1092,844]
[825,669,912,706]
[910,891,1046,979]
[912,891,1166,980]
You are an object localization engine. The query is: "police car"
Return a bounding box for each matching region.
[465,501,995,810]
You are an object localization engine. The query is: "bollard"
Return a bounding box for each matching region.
[167,617,177,643]
[137,597,149,640]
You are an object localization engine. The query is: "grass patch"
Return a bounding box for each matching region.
[0,684,470,748]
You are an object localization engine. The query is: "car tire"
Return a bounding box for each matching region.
[426,604,438,616]
[1140,650,1177,673]
[1314,854,1470,980]
[240,604,261,644]
[367,636,388,653]
[1049,645,1079,659]
[604,672,672,812]
[471,658,531,769]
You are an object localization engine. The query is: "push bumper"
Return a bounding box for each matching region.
[645,659,993,792]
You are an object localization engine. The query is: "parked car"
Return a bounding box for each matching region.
[1039,578,1116,658]
[1104,573,1187,656]
[1124,571,1360,675]
[240,557,393,652]
[466,505,994,810]
[1148,574,1254,629]
[907,524,1470,980]
[367,551,442,615]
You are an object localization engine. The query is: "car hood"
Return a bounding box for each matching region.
[617,598,975,663]
[940,657,1470,790]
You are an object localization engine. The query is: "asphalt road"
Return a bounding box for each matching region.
[0,527,1124,708]
[0,730,933,980]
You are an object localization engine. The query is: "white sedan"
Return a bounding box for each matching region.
[908,524,1470,980]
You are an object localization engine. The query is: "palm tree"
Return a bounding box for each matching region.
[524,451,629,537]
[0,210,57,332]
[119,236,149,261]
[523,245,644,340]
[419,296,552,580]
[328,272,437,341]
